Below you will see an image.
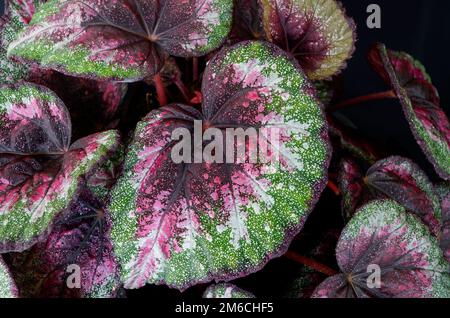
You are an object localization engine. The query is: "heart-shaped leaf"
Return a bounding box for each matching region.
[0,83,121,252]
[338,156,442,235]
[260,0,356,80]
[6,189,122,298]
[203,283,255,298]
[365,156,442,236]
[109,41,330,290]
[0,3,127,136]
[368,43,450,180]
[0,256,18,298]
[312,200,450,298]
[7,0,233,81]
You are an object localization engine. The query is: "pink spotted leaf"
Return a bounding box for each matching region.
[338,156,442,235]
[365,156,442,237]
[6,189,122,298]
[260,0,356,80]
[0,83,121,252]
[109,41,330,290]
[312,200,450,298]
[7,0,234,81]
[0,1,128,135]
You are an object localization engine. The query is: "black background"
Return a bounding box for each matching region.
[337,0,450,179]
[0,0,449,300]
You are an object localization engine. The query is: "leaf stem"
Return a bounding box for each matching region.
[285,251,338,276]
[174,78,192,103]
[154,73,168,106]
[330,90,397,112]
[327,180,341,196]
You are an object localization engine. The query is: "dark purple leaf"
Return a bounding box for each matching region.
[28,69,128,139]
[366,156,442,237]
[154,57,183,88]
[7,0,234,81]
[328,116,380,164]
[368,43,450,180]
[312,200,450,298]
[0,83,121,252]
[286,229,339,298]
[260,0,356,80]
[229,0,265,43]
[338,157,369,221]
[6,189,122,298]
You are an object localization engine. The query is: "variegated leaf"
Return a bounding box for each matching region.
[109,41,330,290]
[313,200,450,298]
[6,189,122,298]
[368,43,450,180]
[0,83,121,252]
[260,0,356,80]
[7,0,233,81]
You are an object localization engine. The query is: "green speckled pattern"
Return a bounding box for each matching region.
[109,41,330,291]
[203,283,255,298]
[261,0,356,80]
[322,200,450,298]
[0,131,120,252]
[7,0,233,81]
[366,156,443,236]
[0,84,121,252]
[0,14,29,84]
[0,256,18,298]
